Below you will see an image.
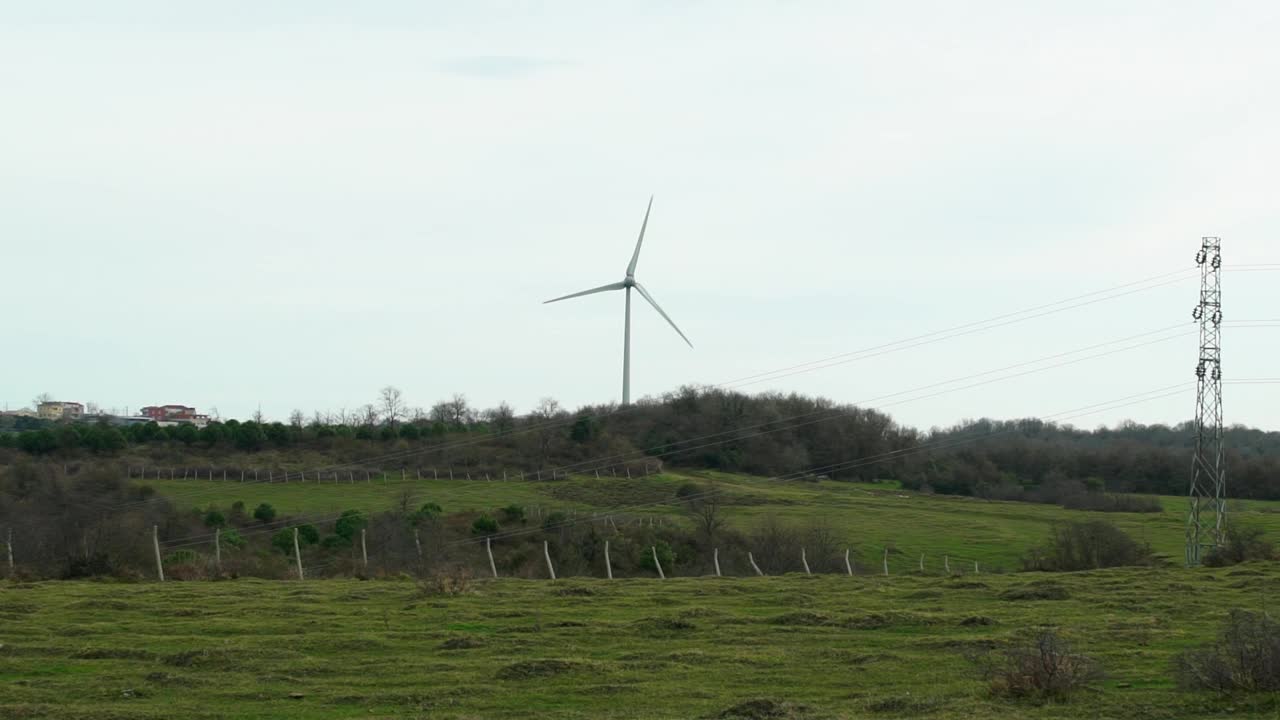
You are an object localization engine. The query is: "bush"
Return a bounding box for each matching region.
[969,629,1103,700]
[1203,525,1275,567]
[203,510,226,528]
[1022,521,1151,571]
[500,504,525,523]
[1058,493,1163,513]
[334,510,366,541]
[219,528,245,548]
[542,511,568,532]
[1175,610,1280,692]
[253,503,276,523]
[418,564,473,596]
[471,515,498,536]
[411,502,443,526]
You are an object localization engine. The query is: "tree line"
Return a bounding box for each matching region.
[3,385,1278,499]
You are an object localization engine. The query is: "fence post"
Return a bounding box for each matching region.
[449,468,454,480]
[486,537,498,578]
[214,528,222,574]
[844,548,853,576]
[974,560,979,575]
[433,468,438,480]
[401,469,406,481]
[626,467,631,479]
[6,528,14,574]
[919,554,924,573]
[417,469,421,480]
[748,552,764,576]
[543,541,556,580]
[944,555,950,574]
[361,529,369,572]
[300,469,305,482]
[414,530,423,560]
[801,548,811,576]
[714,548,722,577]
[365,471,370,483]
[293,528,304,580]
[595,469,600,479]
[883,547,889,576]
[651,546,666,579]
[268,470,273,483]
[605,540,613,579]
[240,470,245,483]
[152,525,165,582]
[254,469,259,482]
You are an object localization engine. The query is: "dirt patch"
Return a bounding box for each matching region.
[439,636,484,650]
[496,659,582,680]
[716,698,816,719]
[73,647,155,661]
[770,611,834,627]
[959,616,995,626]
[865,694,945,714]
[554,585,596,597]
[634,616,696,633]
[999,583,1069,601]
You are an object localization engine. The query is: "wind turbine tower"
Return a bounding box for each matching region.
[545,196,692,405]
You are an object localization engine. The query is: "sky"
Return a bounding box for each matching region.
[2,1,1278,431]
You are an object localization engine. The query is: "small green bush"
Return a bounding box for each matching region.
[203,510,226,528]
[1203,525,1274,567]
[253,503,276,523]
[471,515,498,536]
[641,541,675,574]
[501,504,526,523]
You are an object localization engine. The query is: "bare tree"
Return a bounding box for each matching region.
[288,409,305,429]
[379,386,405,427]
[436,393,470,429]
[85,402,102,416]
[685,483,726,543]
[252,405,264,424]
[360,404,380,427]
[484,402,516,434]
[32,392,53,410]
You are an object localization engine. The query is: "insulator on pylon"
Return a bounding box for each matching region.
[1196,249,1207,265]
[1212,254,1222,269]
[1193,306,1203,320]
[1196,362,1206,379]
[1212,310,1222,326]
[1212,365,1221,381]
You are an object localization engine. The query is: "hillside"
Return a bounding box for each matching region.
[3,566,1278,719]
[136,470,1280,572]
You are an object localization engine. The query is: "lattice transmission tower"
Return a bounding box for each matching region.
[1186,236,1225,567]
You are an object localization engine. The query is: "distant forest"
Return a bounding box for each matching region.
[2,386,1278,500]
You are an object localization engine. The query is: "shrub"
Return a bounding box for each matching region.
[500,504,526,523]
[1058,493,1163,513]
[164,549,200,566]
[675,482,702,500]
[969,629,1103,700]
[219,528,245,548]
[334,510,366,541]
[1175,610,1280,692]
[203,510,226,528]
[542,511,568,532]
[418,564,473,596]
[411,502,443,526]
[1022,521,1151,571]
[471,515,498,536]
[253,503,276,523]
[298,524,319,545]
[1203,525,1275,567]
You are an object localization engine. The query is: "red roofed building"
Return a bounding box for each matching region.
[139,405,209,426]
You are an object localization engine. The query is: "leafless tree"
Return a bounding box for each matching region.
[432,393,471,429]
[252,405,264,424]
[32,392,53,410]
[85,402,101,416]
[379,386,405,427]
[288,409,305,429]
[484,402,516,434]
[360,404,380,427]
[685,483,726,543]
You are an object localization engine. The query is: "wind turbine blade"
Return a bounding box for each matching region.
[626,195,654,277]
[634,282,693,348]
[543,281,627,304]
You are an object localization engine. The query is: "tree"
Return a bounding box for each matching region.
[485,402,516,434]
[31,392,53,411]
[379,386,404,427]
[253,503,277,523]
[683,483,725,543]
[204,510,226,528]
[288,409,304,429]
[334,510,366,541]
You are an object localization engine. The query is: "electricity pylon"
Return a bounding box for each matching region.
[1186,236,1225,567]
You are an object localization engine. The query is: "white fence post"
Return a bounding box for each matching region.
[486,537,498,578]
[605,540,613,580]
[714,548,722,577]
[543,541,556,580]
[361,529,368,572]
[6,528,13,574]
[919,554,924,573]
[152,525,165,582]
[844,548,853,576]
[414,530,423,560]
[214,528,222,574]
[883,547,889,576]
[293,528,304,580]
[944,555,950,574]
[801,548,811,576]
[651,546,666,579]
[974,560,979,575]
[748,551,764,576]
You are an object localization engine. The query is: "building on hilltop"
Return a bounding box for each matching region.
[36,401,84,421]
[139,404,210,427]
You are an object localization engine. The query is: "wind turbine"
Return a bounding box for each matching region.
[544,196,692,406]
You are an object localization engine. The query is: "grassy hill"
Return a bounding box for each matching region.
[3,566,1278,719]
[138,471,1280,571]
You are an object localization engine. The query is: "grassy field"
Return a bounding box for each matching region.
[2,566,1279,719]
[139,471,1280,571]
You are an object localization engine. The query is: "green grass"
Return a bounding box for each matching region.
[139,471,1280,570]
[3,567,1279,718]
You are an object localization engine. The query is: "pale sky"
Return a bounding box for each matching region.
[3,1,1278,430]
